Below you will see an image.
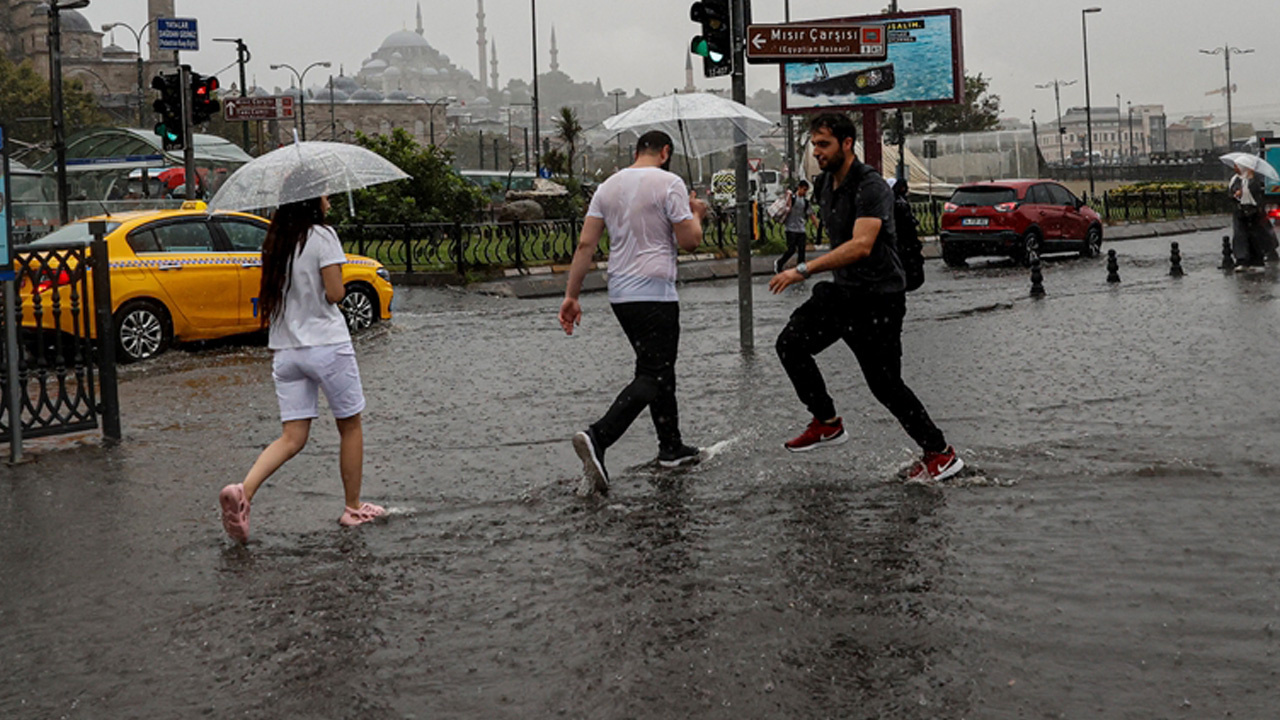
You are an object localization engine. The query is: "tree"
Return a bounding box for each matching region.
[552,106,583,181]
[906,72,1002,134]
[329,128,486,226]
[0,55,107,146]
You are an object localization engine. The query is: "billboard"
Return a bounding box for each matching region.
[780,8,963,114]
[0,125,11,281]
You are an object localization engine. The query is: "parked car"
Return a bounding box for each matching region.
[18,205,393,362]
[939,180,1103,267]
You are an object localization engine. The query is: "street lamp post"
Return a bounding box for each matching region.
[270,61,331,141]
[101,20,149,129]
[1081,6,1101,199]
[213,38,251,151]
[608,89,625,167]
[531,0,540,172]
[428,96,455,147]
[1035,78,1077,167]
[1127,101,1135,162]
[48,0,91,226]
[507,101,533,169]
[1200,44,1253,151]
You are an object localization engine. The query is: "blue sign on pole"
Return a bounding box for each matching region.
[0,124,12,281]
[156,17,199,51]
[538,167,552,179]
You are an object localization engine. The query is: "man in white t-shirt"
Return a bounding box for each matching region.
[558,130,708,495]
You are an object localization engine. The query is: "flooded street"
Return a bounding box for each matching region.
[4,229,1279,718]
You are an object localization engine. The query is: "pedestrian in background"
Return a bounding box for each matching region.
[769,113,963,483]
[558,130,707,496]
[218,182,384,543]
[1231,164,1278,270]
[774,179,815,274]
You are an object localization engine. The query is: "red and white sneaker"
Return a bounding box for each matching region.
[906,445,964,483]
[784,417,849,452]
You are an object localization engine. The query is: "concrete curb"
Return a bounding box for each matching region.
[468,214,1234,299]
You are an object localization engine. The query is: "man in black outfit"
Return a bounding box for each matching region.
[768,113,963,482]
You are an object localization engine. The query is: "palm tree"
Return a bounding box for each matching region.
[553,106,583,181]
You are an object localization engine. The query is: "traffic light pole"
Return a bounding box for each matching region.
[732,0,753,352]
[180,64,196,200]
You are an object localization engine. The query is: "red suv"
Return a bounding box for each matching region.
[939,180,1103,266]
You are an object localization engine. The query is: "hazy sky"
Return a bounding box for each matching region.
[87,0,1278,129]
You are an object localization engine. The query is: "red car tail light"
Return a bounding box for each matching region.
[994,202,1018,212]
[1268,207,1280,220]
[35,268,72,293]
[943,202,958,213]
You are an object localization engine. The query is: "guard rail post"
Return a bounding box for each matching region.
[89,220,120,442]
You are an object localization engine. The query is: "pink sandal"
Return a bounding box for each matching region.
[219,483,251,543]
[339,502,386,528]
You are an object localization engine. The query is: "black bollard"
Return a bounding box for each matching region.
[1106,249,1121,283]
[1029,250,1045,297]
[1170,241,1185,277]
[1221,236,1235,271]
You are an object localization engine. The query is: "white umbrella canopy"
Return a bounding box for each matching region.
[208,140,410,212]
[601,92,775,159]
[1220,152,1280,182]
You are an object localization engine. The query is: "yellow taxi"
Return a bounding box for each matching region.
[20,204,393,362]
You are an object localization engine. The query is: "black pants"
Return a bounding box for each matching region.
[590,301,683,452]
[775,282,947,453]
[777,230,807,267]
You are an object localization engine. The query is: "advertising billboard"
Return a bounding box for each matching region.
[780,8,963,114]
[0,125,11,281]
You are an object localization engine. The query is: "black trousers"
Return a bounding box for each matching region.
[775,282,947,453]
[590,301,683,452]
[777,230,807,267]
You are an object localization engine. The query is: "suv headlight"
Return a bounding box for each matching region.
[376,267,390,282]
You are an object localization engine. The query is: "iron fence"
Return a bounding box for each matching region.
[1096,188,1232,223]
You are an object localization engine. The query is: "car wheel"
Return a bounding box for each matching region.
[341,283,378,332]
[1080,225,1103,258]
[942,246,967,267]
[1019,229,1043,266]
[114,299,171,363]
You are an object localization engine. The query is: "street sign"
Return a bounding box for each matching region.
[223,96,296,122]
[156,17,199,51]
[538,167,552,179]
[745,23,887,63]
[922,139,938,158]
[0,125,11,279]
[747,157,763,172]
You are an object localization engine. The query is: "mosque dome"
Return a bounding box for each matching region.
[380,30,430,51]
[351,88,384,102]
[364,59,388,72]
[471,96,491,106]
[333,75,360,93]
[60,9,94,33]
[387,90,411,102]
[421,67,439,77]
[384,65,402,78]
[323,88,350,103]
[102,42,134,59]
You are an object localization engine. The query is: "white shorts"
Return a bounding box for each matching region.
[272,342,366,422]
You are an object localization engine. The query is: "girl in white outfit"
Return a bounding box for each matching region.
[219,192,383,543]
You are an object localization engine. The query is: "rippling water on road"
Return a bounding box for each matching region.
[3,230,1279,718]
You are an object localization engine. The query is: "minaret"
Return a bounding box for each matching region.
[684,52,695,93]
[476,0,488,86]
[147,0,176,63]
[490,40,499,91]
[550,26,559,73]
[416,2,424,36]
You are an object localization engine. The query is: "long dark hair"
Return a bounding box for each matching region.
[259,196,326,329]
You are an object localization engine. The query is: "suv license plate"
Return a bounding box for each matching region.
[961,217,989,226]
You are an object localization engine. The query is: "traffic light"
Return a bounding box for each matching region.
[690,0,732,78]
[151,72,183,151]
[190,72,221,126]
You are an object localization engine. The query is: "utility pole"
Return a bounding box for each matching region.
[48,1,92,225]
[1036,79,1076,167]
[530,0,540,172]
[890,0,905,182]
[180,64,196,199]
[215,39,251,152]
[609,89,626,168]
[732,0,752,351]
[1200,44,1253,151]
[783,0,794,185]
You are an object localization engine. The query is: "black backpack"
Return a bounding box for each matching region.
[893,195,925,292]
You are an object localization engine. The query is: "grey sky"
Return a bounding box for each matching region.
[89,0,1278,129]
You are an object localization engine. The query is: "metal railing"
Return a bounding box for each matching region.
[1095,188,1232,223]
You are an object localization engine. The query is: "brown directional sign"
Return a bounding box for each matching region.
[222,96,296,121]
[745,23,887,63]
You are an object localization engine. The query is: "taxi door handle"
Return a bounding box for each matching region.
[240,262,261,268]
[156,263,183,271]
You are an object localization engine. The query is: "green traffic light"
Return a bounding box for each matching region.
[691,37,725,63]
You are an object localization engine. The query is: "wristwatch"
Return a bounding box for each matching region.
[795,262,811,279]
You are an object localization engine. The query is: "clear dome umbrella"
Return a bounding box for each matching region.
[208,137,410,214]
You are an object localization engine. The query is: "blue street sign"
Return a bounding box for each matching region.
[538,167,552,179]
[0,124,12,280]
[156,17,199,51]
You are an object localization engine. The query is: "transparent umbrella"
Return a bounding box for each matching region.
[208,139,410,213]
[1220,152,1279,182]
[601,92,775,182]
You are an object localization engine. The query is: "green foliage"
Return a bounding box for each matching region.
[908,73,1002,134]
[329,128,486,226]
[1112,181,1225,193]
[553,106,583,181]
[0,55,107,146]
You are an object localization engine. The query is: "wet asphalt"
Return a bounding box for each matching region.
[3,228,1279,719]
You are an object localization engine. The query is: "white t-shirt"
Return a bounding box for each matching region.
[586,166,693,303]
[268,225,352,350]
